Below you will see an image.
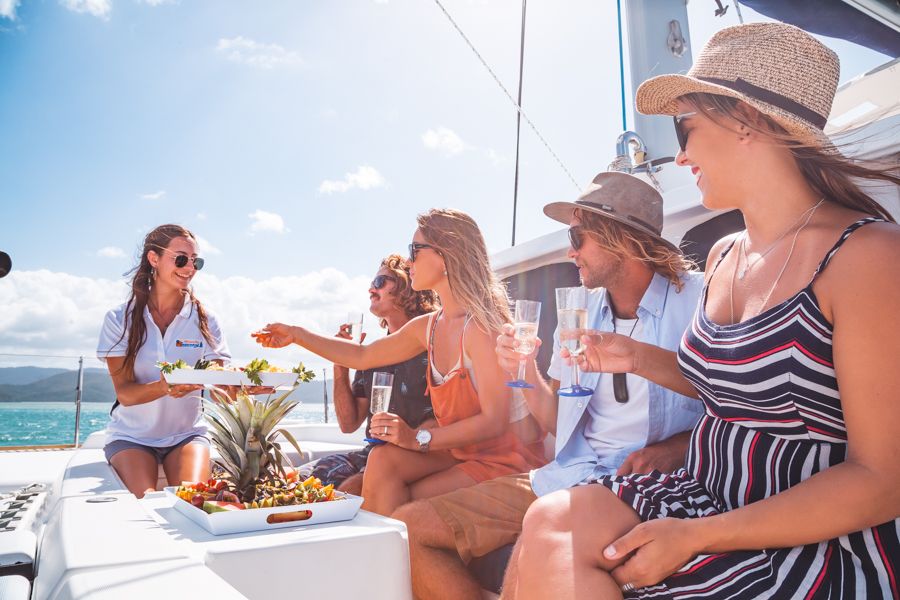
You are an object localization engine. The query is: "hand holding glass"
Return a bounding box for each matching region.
[507,300,541,389]
[556,287,594,397]
[364,371,394,445]
[347,312,364,341]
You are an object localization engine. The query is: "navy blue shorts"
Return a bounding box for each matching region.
[301,446,373,486]
[104,434,210,464]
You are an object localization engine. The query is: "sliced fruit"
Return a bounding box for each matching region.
[202,500,245,514]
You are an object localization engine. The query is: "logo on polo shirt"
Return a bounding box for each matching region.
[176,339,203,348]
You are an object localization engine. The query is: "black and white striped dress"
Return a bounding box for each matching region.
[597,218,899,599]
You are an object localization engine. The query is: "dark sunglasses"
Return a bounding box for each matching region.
[672,111,697,152]
[408,242,438,262]
[568,226,585,251]
[173,254,205,270]
[371,274,396,289]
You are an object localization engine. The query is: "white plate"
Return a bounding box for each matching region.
[164,486,363,535]
[163,370,298,388]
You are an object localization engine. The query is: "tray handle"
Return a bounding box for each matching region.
[266,509,313,525]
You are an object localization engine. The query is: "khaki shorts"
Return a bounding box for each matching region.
[428,473,537,564]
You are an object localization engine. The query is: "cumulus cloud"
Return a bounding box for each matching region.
[422,127,467,156]
[248,210,287,235]
[0,269,374,372]
[140,0,175,5]
[60,0,111,19]
[1,0,20,20]
[216,36,303,70]
[318,165,386,195]
[195,236,221,256]
[96,247,125,259]
[140,190,166,201]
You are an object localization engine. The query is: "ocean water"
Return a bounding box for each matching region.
[0,402,337,447]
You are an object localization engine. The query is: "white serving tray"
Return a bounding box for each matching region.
[164,487,363,535]
[163,370,298,388]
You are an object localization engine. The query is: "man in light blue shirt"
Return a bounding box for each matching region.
[394,172,704,600]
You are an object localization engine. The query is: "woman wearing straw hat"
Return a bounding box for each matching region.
[510,23,900,599]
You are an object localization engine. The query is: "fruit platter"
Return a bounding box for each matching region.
[166,474,363,535]
[158,358,314,388]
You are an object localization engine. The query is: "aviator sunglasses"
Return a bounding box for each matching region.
[156,247,205,270]
[568,226,585,251]
[371,274,396,289]
[408,242,438,262]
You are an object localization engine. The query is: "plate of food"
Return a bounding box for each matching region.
[159,358,308,388]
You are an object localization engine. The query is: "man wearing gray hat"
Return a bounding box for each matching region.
[393,171,705,599]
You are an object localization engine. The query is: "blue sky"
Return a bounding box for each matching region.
[0,0,890,371]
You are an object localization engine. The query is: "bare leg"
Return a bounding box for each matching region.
[409,465,476,501]
[337,472,363,495]
[394,500,484,600]
[361,444,458,516]
[110,449,159,499]
[499,537,524,600]
[163,441,211,487]
[515,486,640,600]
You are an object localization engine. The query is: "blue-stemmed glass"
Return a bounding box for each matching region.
[506,300,541,389]
[556,286,593,397]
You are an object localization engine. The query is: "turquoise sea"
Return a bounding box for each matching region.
[0,402,337,447]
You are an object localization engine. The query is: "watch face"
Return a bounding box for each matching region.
[416,429,431,445]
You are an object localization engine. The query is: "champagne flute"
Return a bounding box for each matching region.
[347,312,364,341]
[507,300,541,389]
[363,371,394,445]
[556,287,593,397]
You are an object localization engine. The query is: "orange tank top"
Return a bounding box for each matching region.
[425,311,546,481]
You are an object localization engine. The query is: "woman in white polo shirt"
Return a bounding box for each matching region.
[97,224,230,498]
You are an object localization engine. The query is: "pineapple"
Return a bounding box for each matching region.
[205,366,314,503]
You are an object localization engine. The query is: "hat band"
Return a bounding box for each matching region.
[696,76,828,129]
[575,200,659,235]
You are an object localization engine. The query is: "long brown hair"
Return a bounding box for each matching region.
[112,224,214,378]
[576,208,696,292]
[378,254,440,330]
[416,209,511,334]
[681,93,899,223]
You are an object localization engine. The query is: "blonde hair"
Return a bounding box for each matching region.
[416,209,511,333]
[576,208,696,292]
[681,93,898,223]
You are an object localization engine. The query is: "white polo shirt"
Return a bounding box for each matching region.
[96,295,231,447]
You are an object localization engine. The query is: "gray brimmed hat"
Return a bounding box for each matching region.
[543,171,679,253]
[635,22,839,145]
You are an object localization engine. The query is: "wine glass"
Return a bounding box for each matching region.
[347,312,364,341]
[506,300,541,389]
[556,287,593,397]
[363,371,393,445]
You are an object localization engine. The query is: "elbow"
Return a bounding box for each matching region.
[338,422,357,434]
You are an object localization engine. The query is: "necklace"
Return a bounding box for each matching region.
[611,314,639,404]
[729,199,825,323]
[737,198,825,280]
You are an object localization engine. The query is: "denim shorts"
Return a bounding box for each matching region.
[104,434,210,464]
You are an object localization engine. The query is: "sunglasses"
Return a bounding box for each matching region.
[371,274,396,290]
[408,242,438,262]
[568,226,585,251]
[156,247,204,270]
[673,111,697,152]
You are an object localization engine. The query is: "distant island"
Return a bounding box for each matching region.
[0,367,335,404]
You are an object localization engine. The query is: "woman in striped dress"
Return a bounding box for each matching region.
[509,23,900,600]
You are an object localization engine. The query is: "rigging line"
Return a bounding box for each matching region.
[511,0,527,247]
[616,0,627,132]
[431,0,581,193]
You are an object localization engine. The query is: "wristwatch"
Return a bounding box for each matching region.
[415,429,432,453]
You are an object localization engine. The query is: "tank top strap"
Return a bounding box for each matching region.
[708,235,740,277]
[810,217,885,282]
[457,314,474,359]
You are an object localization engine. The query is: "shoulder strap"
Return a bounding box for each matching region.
[709,235,740,276]
[811,217,885,280]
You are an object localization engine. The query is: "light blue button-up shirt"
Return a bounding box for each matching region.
[530,271,705,497]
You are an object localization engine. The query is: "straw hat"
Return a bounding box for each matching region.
[635,22,840,145]
[544,171,680,253]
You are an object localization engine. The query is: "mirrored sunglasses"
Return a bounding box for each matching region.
[371,274,396,289]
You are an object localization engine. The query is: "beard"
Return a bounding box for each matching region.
[579,257,625,290]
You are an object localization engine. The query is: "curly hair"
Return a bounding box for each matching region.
[378,254,440,329]
[576,209,696,292]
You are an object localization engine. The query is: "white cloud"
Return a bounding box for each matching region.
[248,210,287,235]
[196,212,208,221]
[195,236,221,256]
[216,36,303,70]
[318,165,386,195]
[140,0,175,5]
[0,269,374,372]
[60,0,111,19]
[140,190,166,201]
[422,127,467,156]
[96,246,125,259]
[1,0,20,20]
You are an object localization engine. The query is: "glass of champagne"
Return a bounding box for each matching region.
[347,312,364,341]
[556,286,593,397]
[507,300,541,389]
[363,371,394,445]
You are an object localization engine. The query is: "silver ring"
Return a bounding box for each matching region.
[621,582,635,593]
[383,426,388,435]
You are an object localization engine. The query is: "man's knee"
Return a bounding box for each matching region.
[393,500,454,548]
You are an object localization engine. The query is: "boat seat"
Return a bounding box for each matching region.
[0,531,36,580]
[0,575,30,600]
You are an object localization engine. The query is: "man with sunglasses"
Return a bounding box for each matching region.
[395,172,705,599]
[300,254,440,494]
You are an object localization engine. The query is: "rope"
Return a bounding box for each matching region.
[511,0,527,247]
[431,0,582,192]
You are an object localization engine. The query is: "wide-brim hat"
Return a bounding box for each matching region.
[635,22,839,146]
[544,171,680,254]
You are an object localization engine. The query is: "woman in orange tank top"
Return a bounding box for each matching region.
[254,209,546,516]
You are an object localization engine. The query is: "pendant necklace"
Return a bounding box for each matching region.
[737,198,825,280]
